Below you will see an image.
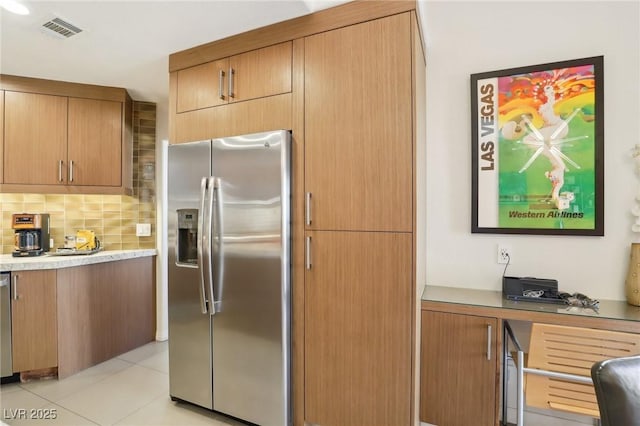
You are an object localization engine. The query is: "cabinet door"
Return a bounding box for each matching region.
[4,91,67,185]
[228,41,292,103]
[176,58,229,113]
[11,270,57,372]
[421,310,498,426]
[68,97,122,186]
[305,231,412,426]
[304,14,413,232]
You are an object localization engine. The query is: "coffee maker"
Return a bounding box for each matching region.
[12,213,50,257]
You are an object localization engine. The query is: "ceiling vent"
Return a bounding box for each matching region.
[41,17,83,39]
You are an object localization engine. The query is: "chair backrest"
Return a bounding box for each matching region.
[526,323,640,418]
[591,355,640,426]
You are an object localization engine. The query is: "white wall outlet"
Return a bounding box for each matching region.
[136,223,151,237]
[497,245,512,264]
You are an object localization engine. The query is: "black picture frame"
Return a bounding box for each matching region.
[471,56,604,236]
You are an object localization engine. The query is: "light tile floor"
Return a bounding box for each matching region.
[0,341,245,426]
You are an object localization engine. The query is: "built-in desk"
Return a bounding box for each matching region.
[420,285,640,426]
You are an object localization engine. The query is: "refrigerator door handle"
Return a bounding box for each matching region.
[210,177,224,315]
[198,177,211,314]
[203,177,216,316]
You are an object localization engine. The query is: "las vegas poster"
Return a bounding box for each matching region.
[471,56,604,236]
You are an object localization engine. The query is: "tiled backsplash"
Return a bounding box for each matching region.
[0,101,157,255]
[0,194,155,253]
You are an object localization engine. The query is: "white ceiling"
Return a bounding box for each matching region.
[0,0,350,104]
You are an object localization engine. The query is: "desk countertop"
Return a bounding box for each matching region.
[0,249,157,272]
[422,285,640,332]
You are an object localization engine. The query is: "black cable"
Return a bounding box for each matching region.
[502,253,511,277]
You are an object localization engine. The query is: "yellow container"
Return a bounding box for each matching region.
[75,230,96,251]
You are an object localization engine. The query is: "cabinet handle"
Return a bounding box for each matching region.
[58,160,64,182]
[305,192,312,226]
[228,67,235,99]
[12,275,18,301]
[487,324,492,360]
[69,160,74,182]
[218,69,225,100]
[305,236,312,270]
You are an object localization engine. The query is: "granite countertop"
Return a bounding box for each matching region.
[0,249,157,271]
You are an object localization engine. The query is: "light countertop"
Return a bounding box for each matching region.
[422,285,640,324]
[0,249,157,272]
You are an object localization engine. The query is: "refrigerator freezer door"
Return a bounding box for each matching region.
[211,130,291,426]
[168,140,214,409]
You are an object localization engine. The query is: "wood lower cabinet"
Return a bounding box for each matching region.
[305,231,412,426]
[176,41,292,113]
[420,310,499,426]
[11,270,58,372]
[9,257,155,378]
[57,257,155,378]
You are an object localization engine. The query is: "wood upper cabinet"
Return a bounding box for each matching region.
[0,75,132,194]
[305,231,412,426]
[421,310,499,426]
[304,13,413,232]
[176,41,292,113]
[68,97,122,186]
[11,270,58,373]
[4,91,68,185]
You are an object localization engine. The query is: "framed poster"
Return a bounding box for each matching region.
[471,56,604,235]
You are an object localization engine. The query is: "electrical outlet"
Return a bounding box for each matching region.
[497,245,512,264]
[136,223,151,237]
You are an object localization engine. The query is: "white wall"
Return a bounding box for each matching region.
[423,1,640,300]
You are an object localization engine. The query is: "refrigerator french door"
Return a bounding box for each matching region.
[168,130,291,426]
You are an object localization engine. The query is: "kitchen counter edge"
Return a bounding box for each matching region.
[0,249,157,272]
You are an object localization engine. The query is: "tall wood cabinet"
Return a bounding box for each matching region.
[303,13,416,426]
[167,2,425,425]
[420,310,499,426]
[0,74,133,194]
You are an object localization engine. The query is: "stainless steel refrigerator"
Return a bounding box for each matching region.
[167,130,291,426]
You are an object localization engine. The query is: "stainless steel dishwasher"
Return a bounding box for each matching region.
[1,272,12,378]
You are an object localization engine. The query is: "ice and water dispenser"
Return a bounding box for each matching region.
[176,209,198,265]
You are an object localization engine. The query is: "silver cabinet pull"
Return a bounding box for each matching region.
[58,160,64,182]
[228,68,235,99]
[12,275,18,301]
[218,69,225,100]
[69,160,74,182]
[305,192,312,226]
[487,324,492,360]
[305,236,312,270]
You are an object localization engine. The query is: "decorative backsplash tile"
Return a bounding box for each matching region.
[0,101,157,255]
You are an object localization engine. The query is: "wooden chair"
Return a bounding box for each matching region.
[505,322,640,425]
